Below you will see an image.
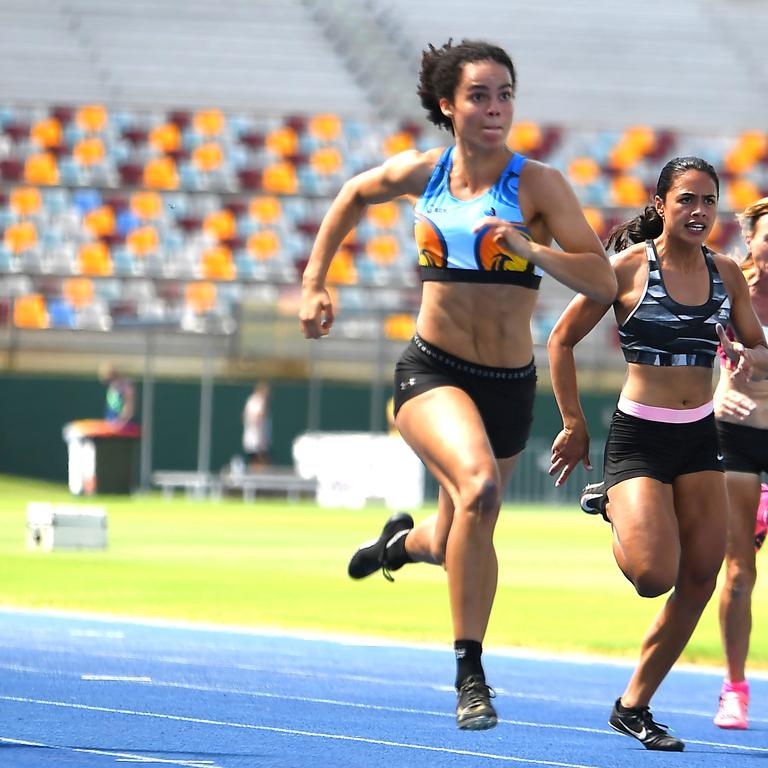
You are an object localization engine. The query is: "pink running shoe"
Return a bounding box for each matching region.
[755,483,768,552]
[714,689,749,730]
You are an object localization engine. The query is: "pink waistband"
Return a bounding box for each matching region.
[617,395,714,424]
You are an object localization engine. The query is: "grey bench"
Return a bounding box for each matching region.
[220,468,317,501]
[151,471,222,500]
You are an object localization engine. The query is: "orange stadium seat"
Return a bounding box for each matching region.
[508,121,542,155]
[63,277,95,308]
[130,191,163,220]
[384,313,416,340]
[624,126,656,157]
[193,109,225,138]
[78,242,112,275]
[192,142,224,172]
[126,225,160,256]
[308,113,342,143]
[610,174,649,207]
[383,131,414,157]
[366,234,400,265]
[247,230,280,261]
[726,178,761,212]
[608,126,656,171]
[30,117,63,149]
[84,206,116,238]
[201,245,235,280]
[608,142,640,172]
[13,293,48,328]
[4,221,37,253]
[326,247,357,285]
[9,187,42,217]
[249,195,282,225]
[185,281,217,313]
[367,201,400,229]
[265,126,299,158]
[203,210,237,242]
[310,147,342,176]
[24,152,59,185]
[73,137,106,166]
[262,161,298,195]
[149,123,182,154]
[72,106,105,137]
[75,105,108,134]
[740,130,767,158]
[143,156,179,189]
[582,207,606,241]
[724,131,768,176]
[567,157,600,186]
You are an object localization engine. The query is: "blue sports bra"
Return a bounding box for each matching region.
[413,147,542,287]
[619,240,731,367]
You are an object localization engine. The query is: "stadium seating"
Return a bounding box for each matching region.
[1,102,766,338]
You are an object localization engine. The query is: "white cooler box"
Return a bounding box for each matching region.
[26,502,108,551]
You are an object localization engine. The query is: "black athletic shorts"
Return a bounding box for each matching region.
[603,409,723,492]
[716,419,768,475]
[393,334,536,459]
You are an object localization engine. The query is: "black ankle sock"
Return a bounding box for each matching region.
[383,529,412,569]
[454,639,484,689]
[615,698,639,713]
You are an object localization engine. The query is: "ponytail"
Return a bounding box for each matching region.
[603,205,664,254]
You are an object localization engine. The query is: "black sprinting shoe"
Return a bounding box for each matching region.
[609,698,684,751]
[347,512,414,581]
[580,481,608,522]
[456,674,497,731]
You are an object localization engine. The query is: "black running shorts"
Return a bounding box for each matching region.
[393,334,536,459]
[716,419,768,475]
[603,409,723,492]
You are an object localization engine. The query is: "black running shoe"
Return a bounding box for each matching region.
[609,698,684,751]
[347,512,414,581]
[456,674,497,730]
[580,481,608,522]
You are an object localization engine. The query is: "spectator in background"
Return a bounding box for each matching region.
[300,39,615,731]
[713,196,768,730]
[243,382,271,469]
[98,362,135,428]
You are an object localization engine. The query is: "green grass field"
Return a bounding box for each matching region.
[1,473,766,669]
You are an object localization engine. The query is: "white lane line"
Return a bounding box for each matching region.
[0,657,768,733]
[0,695,604,768]
[4,659,768,728]
[0,736,217,767]
[0,693,764,760]
[70,629,126,639]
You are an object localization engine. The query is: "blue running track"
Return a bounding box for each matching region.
[0,608,764,767]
